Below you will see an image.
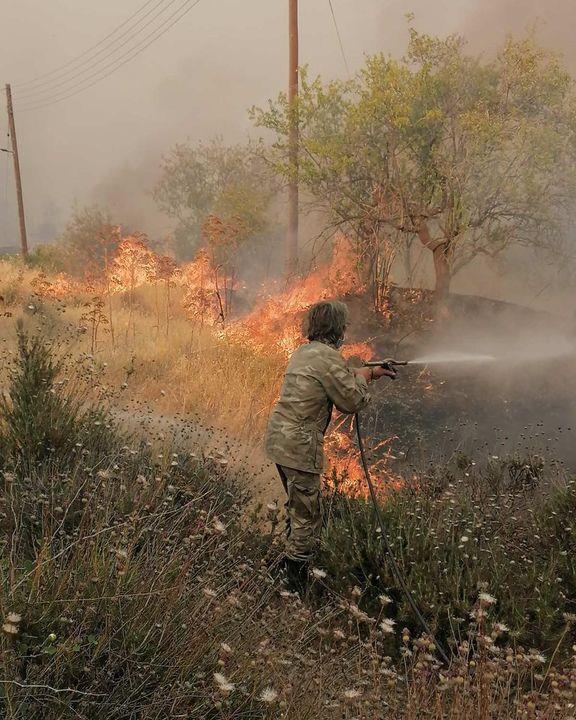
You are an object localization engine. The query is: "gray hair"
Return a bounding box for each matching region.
[306,300,349,346]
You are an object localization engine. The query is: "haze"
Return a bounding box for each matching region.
[1,0,574,267]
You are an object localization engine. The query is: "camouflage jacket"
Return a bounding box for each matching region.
[265,341,371,474]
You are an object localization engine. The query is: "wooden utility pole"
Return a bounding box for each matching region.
[286,0,299,275]
[5,84,29,259]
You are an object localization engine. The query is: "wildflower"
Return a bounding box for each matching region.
[2,623,18,635]
[343,688,362,701]
[213,519,227,534]
[493,622,509,635]
[378,594,392,606]
[529,652,547,664]
[351,586,362,597]
[259,687,278,703]
[6,613,22,624]
[380,618,396,634]
[478,592,497,606]
[220,642,233,655]
[311,567,326,579]
[460,536,469,543]
[203,588,217,599]
[213,672,234,694]
[348,604,370,622]
[266,502,278,512]
[333,629,346,640]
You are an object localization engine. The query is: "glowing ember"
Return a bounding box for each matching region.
[325,424,403,499]
[179,249,228,326]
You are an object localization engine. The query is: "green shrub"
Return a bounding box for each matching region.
[0,323,114,473]
[320,456,576,652]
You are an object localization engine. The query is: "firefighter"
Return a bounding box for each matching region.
[265,299,395,590]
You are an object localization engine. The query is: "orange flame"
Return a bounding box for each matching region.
[226,234,367,357]
[325,423,404,499]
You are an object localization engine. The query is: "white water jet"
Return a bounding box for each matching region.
[408,351,497,365]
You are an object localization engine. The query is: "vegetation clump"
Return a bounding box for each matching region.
[1,331,576,719]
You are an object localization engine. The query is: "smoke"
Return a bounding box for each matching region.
[1,0,575,307]
[0,0,467,247]
[461,0,576,69]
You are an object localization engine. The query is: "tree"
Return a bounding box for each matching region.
[252,29,576,301]
[153,138,278,261]
[58,204,121,277]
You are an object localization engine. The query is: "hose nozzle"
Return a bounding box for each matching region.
[363,359,409,368]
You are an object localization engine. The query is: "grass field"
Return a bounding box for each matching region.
[2,258,576,718]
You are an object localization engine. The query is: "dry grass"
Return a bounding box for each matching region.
[2,332,575,720]
[0,259,283,444]
[2,260,576,718]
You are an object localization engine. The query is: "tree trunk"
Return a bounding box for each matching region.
[417,223,451,300]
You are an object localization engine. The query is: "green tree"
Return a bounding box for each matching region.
[253,30,576,301]
[153,138,278,261]
[58,204,121,277]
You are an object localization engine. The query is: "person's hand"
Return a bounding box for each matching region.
[372,364,397,380]
[355,365,396,383]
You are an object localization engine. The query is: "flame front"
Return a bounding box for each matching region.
[26,228,405,497]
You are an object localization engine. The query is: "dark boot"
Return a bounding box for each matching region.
[281,556,310,595]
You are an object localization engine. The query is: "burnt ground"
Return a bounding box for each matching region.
[344,290,576,477]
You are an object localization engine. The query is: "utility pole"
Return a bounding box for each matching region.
[5,84,29,259]
[286,0,299,276]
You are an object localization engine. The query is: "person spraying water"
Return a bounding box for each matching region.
[264,299,452,664]
[264,300,396,591]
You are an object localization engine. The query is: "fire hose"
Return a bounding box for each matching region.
[356,359,451,666]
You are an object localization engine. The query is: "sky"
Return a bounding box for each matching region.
[0,0,574,249]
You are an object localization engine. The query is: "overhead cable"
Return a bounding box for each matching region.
[18,0,203,112]
[16,0,183,101]
[14,0,163,89]
[328,0,351,78]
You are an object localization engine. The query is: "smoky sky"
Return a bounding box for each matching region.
[0,0,574,249]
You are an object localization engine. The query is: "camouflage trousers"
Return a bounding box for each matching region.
[276,465,323,561]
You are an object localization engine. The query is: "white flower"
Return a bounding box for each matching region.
[380,618,396,634]
[6,613,22,624]
[493,622,509,634]
[333,629,346,640]
[266,502,278,512]
[478,592,497,606]
[343,688,362,701]
[213,672,234,694]
[530,652,547,664]
[220,642,233,655]
[311,567,327,579]
[259,687,278,703]
[2,623,18,635]
[378,594,392,606]
[203,588,218,599]
[213,519,227,534]
[460,536,469,543]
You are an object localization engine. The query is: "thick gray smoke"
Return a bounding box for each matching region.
[1,0,575,297]
[0,0,488,244]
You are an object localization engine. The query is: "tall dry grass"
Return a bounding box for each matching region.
[2,326,576,719]
[0,259,283,444]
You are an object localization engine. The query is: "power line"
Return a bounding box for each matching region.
[14,0,161,89]
[327,0,351,78]
[17,0,203,112]
[16,0,181,101]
